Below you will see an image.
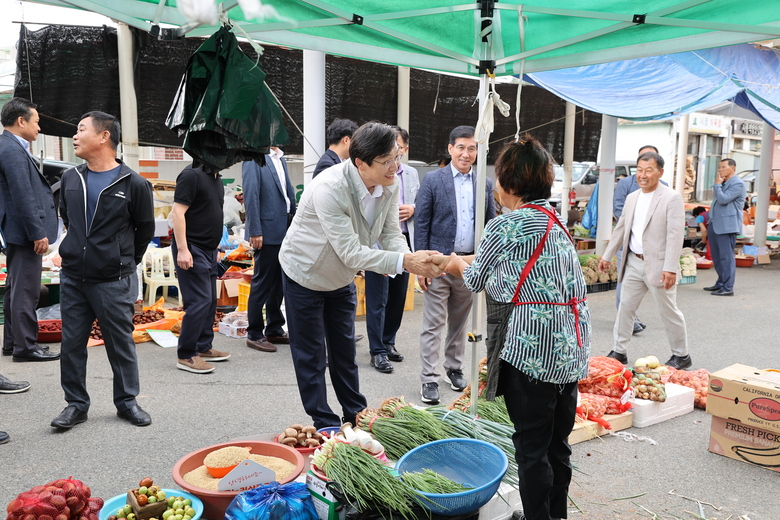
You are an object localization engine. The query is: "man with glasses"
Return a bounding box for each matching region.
[363,126,419,373]
[280,122,445,428]
[414,125,496,404]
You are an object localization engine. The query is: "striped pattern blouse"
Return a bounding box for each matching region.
[463,200,591,384]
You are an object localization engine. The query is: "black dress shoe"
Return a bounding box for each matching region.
[265,333,290,344]
[117,405,152,426]
[0,374,31,394]
[0,431,9,444]
[606,350,628,364]
[665,354,692,370]
[13,349,60,362]
[632,322,644,335]
[370,354,393,373]
[386,344,404,362]
[703,285,722,291]
[51,406,88,429]
[3,345,49,356]
[711,290,734,296]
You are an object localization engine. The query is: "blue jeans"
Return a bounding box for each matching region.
[60,273,140,412]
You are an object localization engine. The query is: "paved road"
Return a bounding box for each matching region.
[2,260,778,519]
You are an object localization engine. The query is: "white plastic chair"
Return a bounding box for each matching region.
[143,246,182,306]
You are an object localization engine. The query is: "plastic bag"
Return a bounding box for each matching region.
[36,304,61,320]
[225,482,318,520]
[669,367,710,409]
[578,356,633,398]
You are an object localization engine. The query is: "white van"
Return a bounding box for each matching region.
[549,161,636,208]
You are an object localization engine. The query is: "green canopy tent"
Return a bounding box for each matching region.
[23,0,780,410]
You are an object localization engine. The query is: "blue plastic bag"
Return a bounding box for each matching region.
[225,482,319,520]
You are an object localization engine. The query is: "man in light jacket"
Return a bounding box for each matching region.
[280,122,444,428]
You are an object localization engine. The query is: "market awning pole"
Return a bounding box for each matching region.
[117,22,139,172]
[753,122,776,248]
[469,74,489,417]
[303,50,325,185]
[675,115,689,196]
[397,66,411,162]
[596,114,617,256]
[562,101,575,218]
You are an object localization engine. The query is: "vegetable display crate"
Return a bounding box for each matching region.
[586,282,611,293]
[629,383,694,428]
[678,275,697,285]
[237,281,250,312]
[569,411,633,445]
[608,281,617,290]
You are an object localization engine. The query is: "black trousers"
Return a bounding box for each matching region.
[3,243,43,355]
[500,361,577,520]
[172,242,218,359]
[364,270,409,355]
[282,272,367,428]
[246,244,285,341]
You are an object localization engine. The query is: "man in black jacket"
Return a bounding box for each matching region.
[51,111,155,430]
[312,119,357,178]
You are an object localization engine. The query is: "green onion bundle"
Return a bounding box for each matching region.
[320,442,422,519]
[427,406,519,488]
[379,397,453,437]
[402,469,473,494]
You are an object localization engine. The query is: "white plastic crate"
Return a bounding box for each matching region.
[629,382,694,428]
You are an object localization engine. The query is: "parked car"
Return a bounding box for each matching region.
[549,161,635,208]
[40,159,79,213]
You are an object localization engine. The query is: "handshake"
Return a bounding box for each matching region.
[402,251,470,284]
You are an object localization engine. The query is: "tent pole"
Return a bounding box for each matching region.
[753,123,776,248]
[117,22,139,172]
[562,101,575,219]
[675,115,689,197]
[397,66,411,162]
[596,115,617,256]
[469,74,489,417]
[303,50,326,185]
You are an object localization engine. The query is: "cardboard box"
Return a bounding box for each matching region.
[629,383,694,427]
[708,416,780,473]
[306,470,345,520]
[707,364,780,433]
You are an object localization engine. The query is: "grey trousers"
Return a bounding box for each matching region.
[59,273,140,412]
[418,273,472,384]
[3,243,43,355]
[613,253,688,357]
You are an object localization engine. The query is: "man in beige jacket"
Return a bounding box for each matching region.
[598,152,691,370]
[280,122,444,428]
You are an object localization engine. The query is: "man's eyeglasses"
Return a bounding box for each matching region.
[376,155,402,168]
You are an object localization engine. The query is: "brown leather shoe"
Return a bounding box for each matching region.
[246,337,277,352]
[265,333,290,344]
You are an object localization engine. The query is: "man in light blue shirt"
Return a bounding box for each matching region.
[414,126,495,404]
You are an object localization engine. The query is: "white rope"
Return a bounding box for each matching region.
[608,431,658,445]
[691,50,780,90]
[475,78,511,144]
[514,5,528,141]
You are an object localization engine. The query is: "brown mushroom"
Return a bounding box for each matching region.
[289,423,304,430]
[284,428,298,438]
[301,425,317,433]
[304,438,321,447]
[281,436,298,446]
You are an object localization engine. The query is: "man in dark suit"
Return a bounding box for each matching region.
[312,119,357,178]
[0,98,59,363]
[242,147,296,352]
[704,158,746,296]
[414,125,495,404]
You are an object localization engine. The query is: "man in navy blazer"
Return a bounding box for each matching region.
[704,158,746,296]
[414,126,495,404]
[242,147,297,352]
[313,119,357,178]
[0,98,59,364]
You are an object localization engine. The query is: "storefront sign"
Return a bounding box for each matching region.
[732,118,764,138]
[688,113,725,135]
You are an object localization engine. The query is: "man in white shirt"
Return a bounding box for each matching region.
[598,152,691,370]
[279,122,444,428]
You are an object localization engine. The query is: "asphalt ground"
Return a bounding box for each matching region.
[1,260,779,520]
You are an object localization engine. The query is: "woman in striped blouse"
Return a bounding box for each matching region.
[439,136,591,520]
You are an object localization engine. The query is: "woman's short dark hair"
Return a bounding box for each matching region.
[1,98,37,127]
[349,122,396,166]
[495,135,554,202]
[326,118,358,145]
[81,111,121,150]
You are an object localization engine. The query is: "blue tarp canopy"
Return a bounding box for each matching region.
[526,43,780,130]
